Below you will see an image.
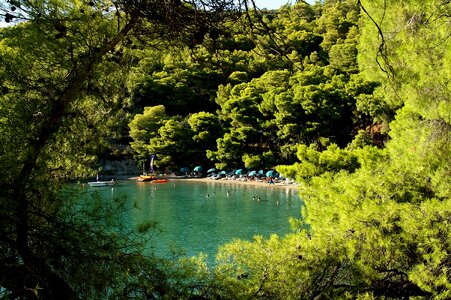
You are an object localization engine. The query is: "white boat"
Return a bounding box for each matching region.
[88,180,117,187]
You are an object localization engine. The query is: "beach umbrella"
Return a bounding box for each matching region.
[194,166,203,172]
[207,168,216,173]
[235,169,244,175]
[180,167,190,173]
[248,170,257,176]
[258,169,264,175]
[266,170,278,177]
[219,170,227,175]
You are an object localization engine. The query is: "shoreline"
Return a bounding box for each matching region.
[126,176,299,190]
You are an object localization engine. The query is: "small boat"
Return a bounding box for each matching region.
[138,156,158,182]
[152,179,168,183]
[137,175,157,182]
[88,179,117,187]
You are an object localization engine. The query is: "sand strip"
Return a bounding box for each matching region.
[128,176,299,190]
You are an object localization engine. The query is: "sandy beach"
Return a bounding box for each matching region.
[129,176,299,190]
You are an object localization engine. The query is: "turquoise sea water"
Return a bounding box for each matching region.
[85,179,302,261]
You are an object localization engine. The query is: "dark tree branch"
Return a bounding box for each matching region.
[357,0,395,79]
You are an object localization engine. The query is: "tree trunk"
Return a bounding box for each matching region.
[11,18,137,297]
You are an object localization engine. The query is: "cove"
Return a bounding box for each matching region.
[85,179,302,261]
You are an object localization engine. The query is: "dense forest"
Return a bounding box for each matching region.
[0,0,449,299]
[127,0,374,172]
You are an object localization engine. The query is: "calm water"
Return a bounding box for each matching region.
[85,180,302,260]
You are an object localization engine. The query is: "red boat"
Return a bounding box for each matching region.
[152,179,168,183]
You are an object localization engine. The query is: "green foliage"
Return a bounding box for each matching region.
[128,105,168,160]
[129,106,207,170]
[277,143,360,182]
[0,9,159,296]
[214,232,363,299]
[228,71,249,84]
[0,0,244,298]
[4,0,449,298]
[209,1,450,299]
[152,118,195,168]
[127,0,374,170]
[188,111,223,147]
[242,153,262,168]
[207,132,244,170]
[127,50,223,115]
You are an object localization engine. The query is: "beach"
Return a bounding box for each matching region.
[130,176,299,190]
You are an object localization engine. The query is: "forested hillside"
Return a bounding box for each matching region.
[1,0,449,299]
[128,0,386,171]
